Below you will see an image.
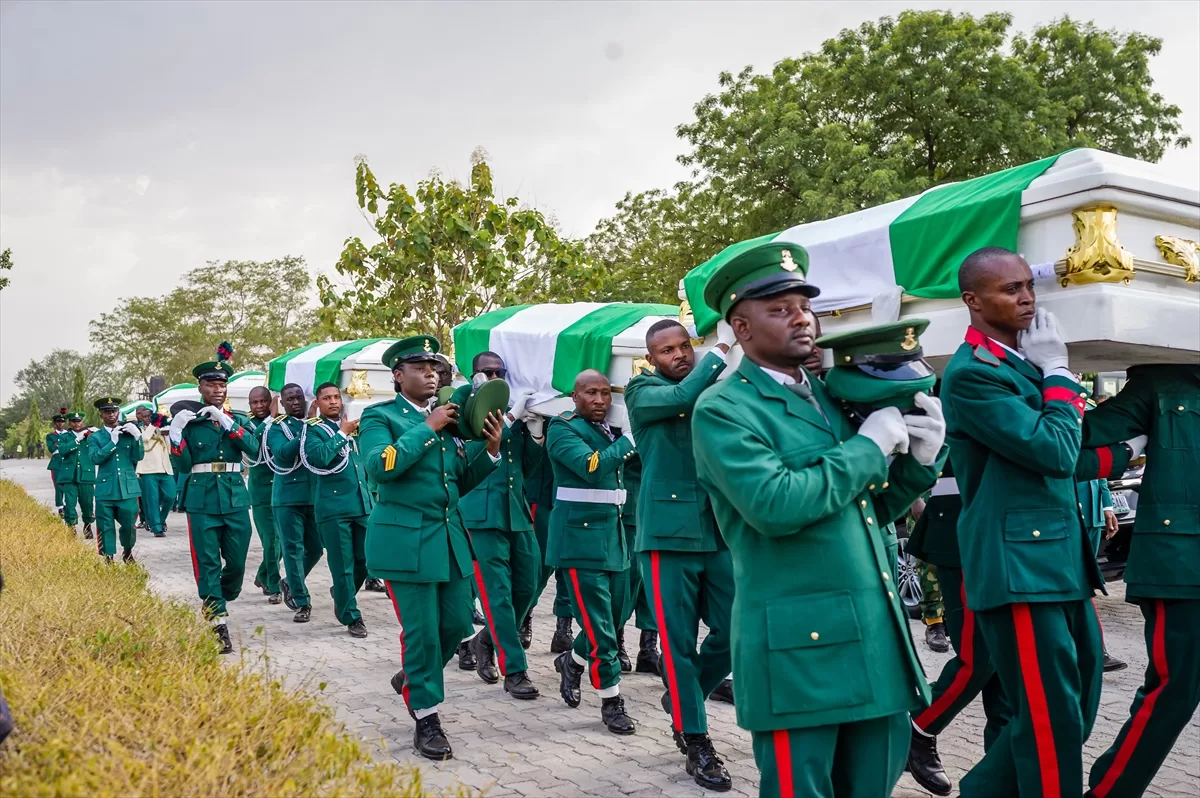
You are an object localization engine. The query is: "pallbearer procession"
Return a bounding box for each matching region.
[41,150,1198,797]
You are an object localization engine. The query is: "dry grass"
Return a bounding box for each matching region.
[0,479,449,797]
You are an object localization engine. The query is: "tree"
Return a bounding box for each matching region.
[0,349,126,439]
[90,257,320,390]
[24,397,43,458]
[72,366,100,428]
[318,149,598,349]
[0,248,12,291]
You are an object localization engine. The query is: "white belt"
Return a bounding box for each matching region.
[930,477,959,497]
[191,462,244,474]
[556,487,627,505]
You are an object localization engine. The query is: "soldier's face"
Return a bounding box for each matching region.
[101,408,119,426]
[474,355,507,383]
[732,291,816,368]
[248,388,272,419]
[199,378,227,407]
[53,420,65,431]
[281,387,307,418]
[963,255,1036,334]
[397,362,438,401]
[647,326,695,382]
[316,387,343,418]
[70,420,83,432]
[136,408,151,425]
[573,377,612,422]
[434,363,453,389]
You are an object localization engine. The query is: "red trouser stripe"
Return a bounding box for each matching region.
[915,580,975,730]
[185,515,200,584]
[530,503,537,524]
[1096,446,1114,479]
[1012,603,1060,798]
[472,561,507,674]
[772,729,794,798]
[383,581,412,711]
[567,568,602,690]
[649,552,684,731]
[1093,599,1169,798]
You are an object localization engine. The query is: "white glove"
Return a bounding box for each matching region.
[109,427,121,443]
[871,285,904,325]
[606,402,629,431]
[168,409,195,444]
[525,414,545,441]
[904,393,946,466]
[197,405,221,422]
[716,319,737,349]
[120,422,141,437]
[858,406,909,458]
[508,390,533,423]
[1018,308,1069,373]
[1124,434,1148,460]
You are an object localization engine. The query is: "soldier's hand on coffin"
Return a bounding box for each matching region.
[483,411,504,456]
[1017,308,1069,373]
[904,393,945,465]
[525,413,545,442]
[858,406,909,458]
[426,403,459,432]
[508,390,534,423]
[605,402,629,431]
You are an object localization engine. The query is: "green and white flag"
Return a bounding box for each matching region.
[153,383,198,413]
[684,153,1065,335]
[267,339,395,395]
[454,303,678,404]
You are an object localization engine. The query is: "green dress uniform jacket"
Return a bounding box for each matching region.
[173,416,259,512]
[46,430,65,476]
[460,419,540,532]
[302,419,375,522]
[244,416,275,506]
[625,350,727,553]
[267,416,316,507]
[57,431,98,486]
[693,357,940,733]
[89,428,144,500]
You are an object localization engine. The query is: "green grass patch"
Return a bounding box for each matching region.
[0,479,452,796]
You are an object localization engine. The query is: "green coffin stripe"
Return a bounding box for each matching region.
[267,342,326,391]
[452,304,532,373]
[311,338,391,388]
[550,304,679,394]
[889,153,1064,299]
[682,231,781,337]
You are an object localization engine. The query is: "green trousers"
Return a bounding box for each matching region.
[61,482,95,526]
[186,510,253,618]
[137,473,175,533]
[384,576,474,712]
[640,549,733,734]
[752,712,909,798]
[531,501,574,619]
[320,516,367,626]
[1089,598,1200,798]
[961,600,1103,798]
[95,498,138,557]
[621,521,656,631]
[275,504,322,608]
[913,566,1010,746]
[566,566,628,691]
[251,503,282,594]
[472,526,541,675]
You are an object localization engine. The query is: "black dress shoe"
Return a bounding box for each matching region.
[281,580,298,611]
[685,734,733,792]
[504,671,540,700]
[636,629,661,675]
[906,725,952,796]
[518,611,533,651]
[254,577,268,595]
[121,548,136,564]
[554,652,583,708]
[364,578,386,592]
[600,695,636,735]
[925,621,950,653]
[347,619,368,638]
[472,604,486,626]
[1103,649,1128,672]
[661,690,686,752]
[709,678,734,705]
[457,640,477,671]
[268,592,283,605]
[616,627,632,672]
[551,616,574,653]
[214,624,233,655]
[153,531,165,538]
[293,605,311,623]
[413,713,453,760]
[471,629,500,684]
[83,523,93,539]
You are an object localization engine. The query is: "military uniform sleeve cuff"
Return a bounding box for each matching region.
[486,450,501,463]
[1042,374,1087,417]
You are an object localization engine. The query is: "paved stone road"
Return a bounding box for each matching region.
[4,458,1197,797]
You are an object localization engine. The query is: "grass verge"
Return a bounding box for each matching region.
[0,479,443,797]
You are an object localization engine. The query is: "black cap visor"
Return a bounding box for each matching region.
[728,273,821,318]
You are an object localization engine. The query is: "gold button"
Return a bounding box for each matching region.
[1079,392,1087,398]
[882,482,889,489]
[583,522,589,527]
[730,293,737,301]
[888,591,895,599]
[860,500,867,508]
[938,471,943,477]
[671,494,677,499]
[1078,503,1083,509]
[1178,406,1185,411]
[810,632,819,641]
[866,518,874,526]
[741,378,748,383]
[869,484,876,491]
[1033,530,1041,537]
[882,572,890,581]
[679,413,686,418]
[1164,519,1171,526]
[442,447,446,452]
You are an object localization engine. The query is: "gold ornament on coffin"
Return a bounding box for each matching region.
[1061,204,1135,287]
[631,357,653,377]
[345,370,374,399]
[678,300,705,347]
[1155,235,1199,284]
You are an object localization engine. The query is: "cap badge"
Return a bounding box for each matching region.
[780,250,797,272]
[901,327,918,351]
[423,338,432,352]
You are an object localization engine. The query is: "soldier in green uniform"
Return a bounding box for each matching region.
[302,382,373,638]
[692,240,945,797]
[57,412,96,539]
[359,335,502,760]
[1083,364,1199,798]
[266,382,324,623]
[625,317,734,790]
[547,370,638,735]
[243,386,283,604]
[168,345,261,654]
[525,433,577,653]
[89,397,144,563]
[460,352,544,698]
[1076,455,1128,674]
[47,409,68,517]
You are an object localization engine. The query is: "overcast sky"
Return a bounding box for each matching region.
[2,0,1198,402]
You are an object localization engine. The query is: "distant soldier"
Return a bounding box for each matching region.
[47,408,68,516]
[525,428,577,654]
[57,411,97,539]
[89,397,144,563]
[134,406,174,538]
[243,386,283,604]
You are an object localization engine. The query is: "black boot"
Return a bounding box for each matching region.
[347,619,368,638]
[635,629,661,675]
[503,671,539,700]
[905,725,952,796]
[471,629,500,684]
[925,621,950,653]
[554,651,583,708]
[254,577,269,595]
[600,694,636,735]
[268,592,283,605]
[213,624,233,655]
[709,678,734,705]
[550,616,573,653]
[280,579,298,611]
[1102,646,1128,673]
[457,640,477,671]
[685,734,733,792]
[472,602,486,627]
[518,611,533,651]
[121,547,136,564]
[364,577,386,592]
[293,605,311,623]
[413,713,453,760]
[661,690,685,753]
[616,626,632,672]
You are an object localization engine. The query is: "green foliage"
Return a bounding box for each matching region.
[90,257,320,390]
[319,149,598,351]
[23,398,43,458]
[71,366,101,428]
[0,350,124,440]
[0,247,12,291]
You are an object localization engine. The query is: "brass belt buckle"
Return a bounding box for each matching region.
[211,462,227,473]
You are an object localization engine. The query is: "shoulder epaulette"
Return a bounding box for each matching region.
[274,414,288,423]
[306,417,322,426]
[972,346,1001,367]
[558,411,578,420]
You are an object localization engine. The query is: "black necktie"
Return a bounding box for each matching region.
[788,381,829,426]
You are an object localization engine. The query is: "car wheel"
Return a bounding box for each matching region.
[896,537,923,620]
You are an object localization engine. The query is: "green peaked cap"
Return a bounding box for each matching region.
[93,396,123,410]
[702,241,818,320]
[817,319,935,411]
[383,335,441,370]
